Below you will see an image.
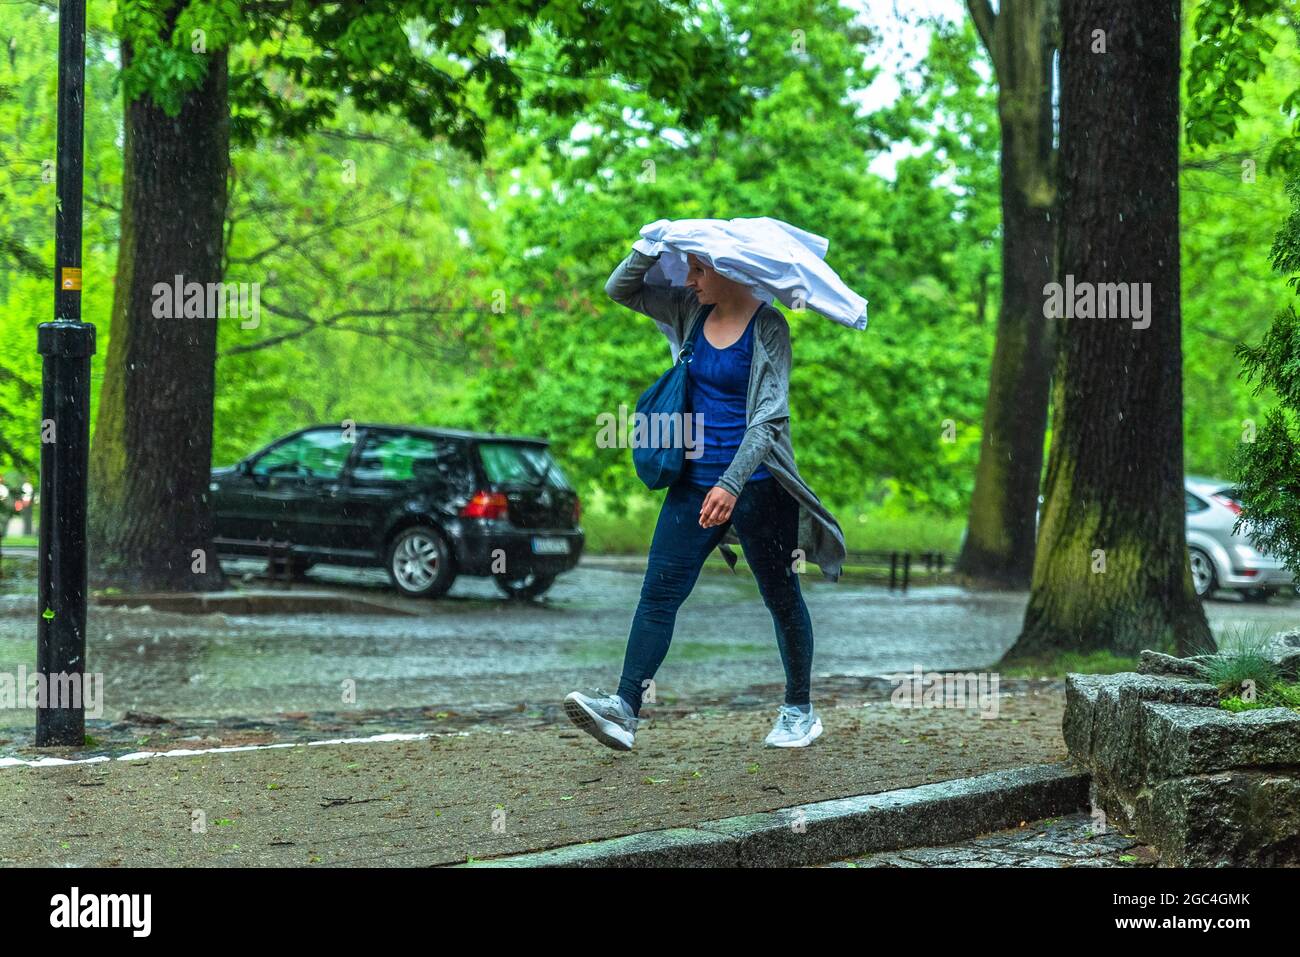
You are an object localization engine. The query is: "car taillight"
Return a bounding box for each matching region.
[461,490,509,520]
[572,497,581,525]
[1211,493,1243,516]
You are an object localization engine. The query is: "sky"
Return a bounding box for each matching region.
[845,0,979,178]
[847,0,970,112]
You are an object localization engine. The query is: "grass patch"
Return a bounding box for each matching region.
[581,496,661,555]
[998,650,1140,679]
[1220,681,1300,713]
[580,488,965,557]
[838,510,965,555]
[1190,625,1300,713]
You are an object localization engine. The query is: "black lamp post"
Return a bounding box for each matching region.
[36,0,95,747]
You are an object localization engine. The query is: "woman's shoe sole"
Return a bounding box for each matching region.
[564,695,634,751]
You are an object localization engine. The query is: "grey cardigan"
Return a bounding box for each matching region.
[605,248,848,582]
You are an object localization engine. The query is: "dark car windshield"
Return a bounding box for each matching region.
[478,443,570,489]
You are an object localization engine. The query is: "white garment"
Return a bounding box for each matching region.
[631,216,868,331]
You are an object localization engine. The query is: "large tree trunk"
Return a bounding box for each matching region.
[87,43,229,591]
[1003,0,1213,662]
[958,0,1058,588]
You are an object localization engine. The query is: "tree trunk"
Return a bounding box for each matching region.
[958,0,1058,588]
[87,43,229,591]
[1003,0,1213,663]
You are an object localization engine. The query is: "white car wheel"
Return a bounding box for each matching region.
[1188,548,1215,598]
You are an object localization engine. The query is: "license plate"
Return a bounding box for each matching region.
[531,537,570,555]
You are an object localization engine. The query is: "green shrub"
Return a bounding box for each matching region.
[1233,178,1300,575]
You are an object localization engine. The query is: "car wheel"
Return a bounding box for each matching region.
[386,526,456,598]
[1188,547,1216,598]
[494,571,557,600]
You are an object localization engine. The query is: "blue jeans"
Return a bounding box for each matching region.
[616,476,814,716]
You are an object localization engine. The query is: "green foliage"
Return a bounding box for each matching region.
[1180,13,1300,477]
[2,0,1299,547]
[1232,177,1300,573]
[1193,623,1300,711]
[115,0,751,155]
[1185,0,1300,174]
[466,5,1001,518]
[211,96,501,463]
[1193,639,1282,693]
[997,650,1140,679]
[1219,681,1300,711]
[0,1,121,472]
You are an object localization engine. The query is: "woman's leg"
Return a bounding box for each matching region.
[729,478,814,706]
[617,480,729,716]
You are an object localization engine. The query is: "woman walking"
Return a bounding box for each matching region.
[564,242,848,751]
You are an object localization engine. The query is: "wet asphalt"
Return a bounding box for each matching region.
[0,554,1296,732]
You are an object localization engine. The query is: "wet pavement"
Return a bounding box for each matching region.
[0,554,1029,734]
[0,688,1073,866]
[0,552,1285,867]
[0,552,1296,747]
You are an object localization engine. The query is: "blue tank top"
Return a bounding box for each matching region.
[682,304,772,488]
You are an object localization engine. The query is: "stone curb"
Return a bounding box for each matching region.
[456,762,1090,867]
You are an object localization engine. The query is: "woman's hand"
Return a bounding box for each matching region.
[699,486,737,528]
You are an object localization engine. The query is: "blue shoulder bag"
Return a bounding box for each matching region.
[632,308,709,490]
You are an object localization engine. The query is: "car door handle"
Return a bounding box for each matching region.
[319,484,341,498]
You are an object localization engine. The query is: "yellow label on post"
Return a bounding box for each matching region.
[60,267,82,291]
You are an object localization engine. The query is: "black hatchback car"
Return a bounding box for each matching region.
[209,424,584,598]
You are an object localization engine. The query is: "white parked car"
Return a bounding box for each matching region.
[1185,475,1294,600]
[958,477,1295,601]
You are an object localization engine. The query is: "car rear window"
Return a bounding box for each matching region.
[1215,487,1244,508]
[477,443,570,489]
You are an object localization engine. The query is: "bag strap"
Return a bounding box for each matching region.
[677,303,713,364]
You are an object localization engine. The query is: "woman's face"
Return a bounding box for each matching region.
[685,254,729,304]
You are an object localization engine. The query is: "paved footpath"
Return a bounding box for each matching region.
[0,677,1072,867]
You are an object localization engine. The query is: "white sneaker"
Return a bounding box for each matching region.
[564,689,638,751]
[764,704,823,748]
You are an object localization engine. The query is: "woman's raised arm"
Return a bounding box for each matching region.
[604,247,697,342]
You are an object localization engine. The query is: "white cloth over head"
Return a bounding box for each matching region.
[631,216,868,331]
